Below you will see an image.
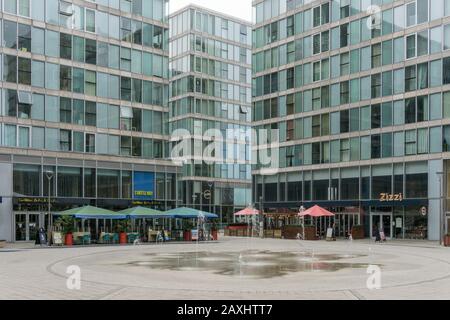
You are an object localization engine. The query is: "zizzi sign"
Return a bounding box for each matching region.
[379,193,404,202]
[133,172,155,200]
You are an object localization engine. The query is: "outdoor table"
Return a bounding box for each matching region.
[99,232,115,244]
[72,232,91,245]
[127,232,140,243]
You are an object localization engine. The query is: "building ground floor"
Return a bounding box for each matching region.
[0,154,253,242]
[253,159,450,241]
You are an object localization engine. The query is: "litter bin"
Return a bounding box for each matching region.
[37,228,47,246]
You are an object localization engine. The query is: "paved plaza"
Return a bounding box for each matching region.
[1,237,450,300]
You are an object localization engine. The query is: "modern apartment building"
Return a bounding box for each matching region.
[252,0,450,240]
[169,5,253,224]
[0,0,181,242]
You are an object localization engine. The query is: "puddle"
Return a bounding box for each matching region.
[126,250,370,279]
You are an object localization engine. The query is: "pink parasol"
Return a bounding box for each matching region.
[298,205,335,217]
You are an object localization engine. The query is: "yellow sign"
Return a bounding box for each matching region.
[379,193,403,202]
[134,191,154,196]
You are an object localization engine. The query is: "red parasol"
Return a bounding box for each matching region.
[298,205,335,217]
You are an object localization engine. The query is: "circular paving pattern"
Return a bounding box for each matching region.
[44,238,450,297]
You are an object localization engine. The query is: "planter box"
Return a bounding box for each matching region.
[444,235,450,247]
[282,226,318,240]
[351,226,365,240]
[0,240,5,248]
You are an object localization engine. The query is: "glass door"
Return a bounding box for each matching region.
[28,214,40,242]
[371,213,393,239]
[15,214,27,241]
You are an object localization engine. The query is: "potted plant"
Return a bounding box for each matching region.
[54,216,75,246]
[183,221,194,241]
[115,220,130,244]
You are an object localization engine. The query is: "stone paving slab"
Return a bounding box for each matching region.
[1,237,449,300]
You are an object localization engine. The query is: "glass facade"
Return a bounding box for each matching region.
[252,0,450,240]
[169,6,252,224]
[0,0,182,243]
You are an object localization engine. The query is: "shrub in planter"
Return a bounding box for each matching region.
[115,220,131,244]
[54,216,75,246]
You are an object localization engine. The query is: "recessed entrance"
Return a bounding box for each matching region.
[370,213,393,240]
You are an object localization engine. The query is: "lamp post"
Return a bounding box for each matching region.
[437,171,444,246]
[259,196,264,238]
[45,170,54,245]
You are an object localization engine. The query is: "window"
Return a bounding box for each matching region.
[59,130,72,151]
[18,24,31,52]
[371,43,381,68]
[121,77,132,101]
[60,65,72,91]
[18,57,31,85]
[85,102,96,127]
[406,34,416,59]
[60,33,72,60]
[4,20,17,49]
[121,17,132,42]
[120,47,131,71]
[60,97,72,123]
[18,126,29,148]
[405,65,417,92]
[85,9,96,33]
[85,133,95,153]
[85,39,97,65]
[340,23,349,48]
[18,91,32,119]
[406,1,417,27]
[132,20,142,45]
[3,55,17,83]
[85,70,96,96]
[59,1,73,28]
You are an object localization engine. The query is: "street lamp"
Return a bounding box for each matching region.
[259,196,264,238]
[437,171,444,246]
[45,170,54,245]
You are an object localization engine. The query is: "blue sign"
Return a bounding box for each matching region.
[133,172,155,200]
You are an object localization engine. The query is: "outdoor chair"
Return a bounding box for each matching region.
[82,235,91,245]
[112,233,119,244]
[103,234,111,244]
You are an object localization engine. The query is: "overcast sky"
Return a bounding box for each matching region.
[169,0,253,22]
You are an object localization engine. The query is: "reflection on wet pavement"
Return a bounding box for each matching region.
[126,250,370,279]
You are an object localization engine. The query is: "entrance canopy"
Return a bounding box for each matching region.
[54,205,127,220]
[119,206,167,219]
[233,207,260,216]
[298,205,335,217]
[165,207,218,219]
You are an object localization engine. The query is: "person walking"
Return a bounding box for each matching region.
[374,224,381,243]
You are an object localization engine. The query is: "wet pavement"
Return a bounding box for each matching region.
[126,250,369,278]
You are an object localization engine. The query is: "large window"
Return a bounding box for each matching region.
[58,167,82,197]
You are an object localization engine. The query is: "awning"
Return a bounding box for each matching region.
[119,206,167,219]
[233,207,259,216]
[54,205,126,220]
[165,207,218,219]
[299,205,335,217]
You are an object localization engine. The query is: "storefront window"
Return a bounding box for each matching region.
[13,164,40,196]
[97,169,119,198]
[57,167,82,198]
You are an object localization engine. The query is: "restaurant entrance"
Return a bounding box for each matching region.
[14,212,48,241]
[370,213,393,240]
